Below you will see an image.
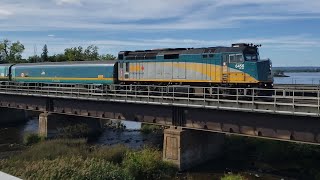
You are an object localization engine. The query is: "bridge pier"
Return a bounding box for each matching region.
[38,112,103,137]
[0,108,27,125]
[163,127,225,170]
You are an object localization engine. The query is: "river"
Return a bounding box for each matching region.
[274,72,320,85]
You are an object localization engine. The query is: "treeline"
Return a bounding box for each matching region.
[0,39,116,64]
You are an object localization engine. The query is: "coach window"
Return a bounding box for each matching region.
[125,62,129,72]
[202,54,208,58]
[209,54,214,58]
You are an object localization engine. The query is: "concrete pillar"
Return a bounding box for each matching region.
[163,127,225,170]
[38,113,103,138]
[39,113,49,137]
[0,108,27,125]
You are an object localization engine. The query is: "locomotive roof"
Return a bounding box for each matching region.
[13,60,116,66]
[120,43,257,59]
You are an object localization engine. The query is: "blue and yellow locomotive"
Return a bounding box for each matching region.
[117,43,273,88]
[0,43,273,90]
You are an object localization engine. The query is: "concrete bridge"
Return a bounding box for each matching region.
[0,82,320,170]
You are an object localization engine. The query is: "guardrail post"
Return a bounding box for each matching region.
[318,89,320,116]
[203,87,206,107]
[252,88,255,111]
[292,90,295,114]
[274,89,277,112]
[217,87,220,104]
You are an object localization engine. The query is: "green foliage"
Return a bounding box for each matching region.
[0,139,177,180]
[106,120,126,130]
[23,133,45,146]
[0,39,25,63]
[123,148,177,180]
[41,44,48,62]
[0,157,133,180]
[64,45,100,61]
[90,145,129,164]
[15,139,88,161]
[140,124,163,134]
[27,55,42,63]
[221,174,247,180]
[47,53,67,62]
[99,54,117,60]
[57,123,92,139]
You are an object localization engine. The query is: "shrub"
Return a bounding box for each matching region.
[123,147,177,180]
[90,144,129,164]
[14,139,88,161]
[57,123,92,138]
[221,174,247,180]
[1,156,133,180]
[23,133,45,146]
[140,124,162,134]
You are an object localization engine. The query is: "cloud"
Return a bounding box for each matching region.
[0,9,12,17]
[48,34,55,37]
[0,0,319,31]
[55,0,82,6]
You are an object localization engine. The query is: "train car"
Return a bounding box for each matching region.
[0,64,14,82]
[11,61,117,84]
[117,43,273,88]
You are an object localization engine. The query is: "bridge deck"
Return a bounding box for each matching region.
[0,82,319,117]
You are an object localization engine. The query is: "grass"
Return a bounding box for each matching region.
[0,139,177,180]
[23,133,45,146]
[140,124,163,134]
[123,147,177,180]
[221,174,247,180]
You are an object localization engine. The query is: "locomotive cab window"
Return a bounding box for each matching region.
[119,62,123,68]
[245,53,259,61]
[229,54,244,63]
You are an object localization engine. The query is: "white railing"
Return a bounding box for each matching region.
[0,82,319,117]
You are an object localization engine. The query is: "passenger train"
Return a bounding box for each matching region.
[0,43,273,91]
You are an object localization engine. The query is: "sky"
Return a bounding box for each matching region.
[1,0,320,66]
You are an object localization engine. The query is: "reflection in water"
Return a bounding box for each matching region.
[0,118,162,151]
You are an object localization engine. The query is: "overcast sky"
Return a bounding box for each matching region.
[1,0,320,66]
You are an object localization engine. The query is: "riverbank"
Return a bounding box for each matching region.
[0,138,177,180]
[2,121,320,179]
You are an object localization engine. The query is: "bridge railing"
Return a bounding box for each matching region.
[0,81,319,117]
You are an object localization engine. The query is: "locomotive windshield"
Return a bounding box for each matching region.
[244,47,260,61]
[245,53,259,61]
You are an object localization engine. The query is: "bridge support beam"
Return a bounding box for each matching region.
[163,127,225,171]
[0,108,27,125]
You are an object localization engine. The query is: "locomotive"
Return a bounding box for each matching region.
[0,43,273,91]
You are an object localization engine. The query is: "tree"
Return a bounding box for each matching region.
[64,45,100,61]
[84,45,99,60]
[28,55,41,63]
[64,46,84,61]
[99,54,116,60]
[41,44,48,62]
[0,39,25,63]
